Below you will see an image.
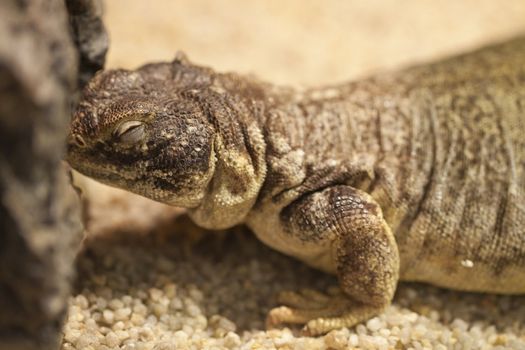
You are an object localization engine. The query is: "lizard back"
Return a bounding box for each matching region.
[392,38,525,292]
[256,38,525,292]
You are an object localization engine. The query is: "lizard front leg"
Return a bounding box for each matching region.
[267,185,400,335]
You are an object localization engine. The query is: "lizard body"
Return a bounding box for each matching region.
[67,37,525,334]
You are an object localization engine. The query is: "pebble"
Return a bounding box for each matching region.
[102,310,114,324]
[115,307,132,320]
[75,295,89,309]
[366,317,383,332]
[104,331,120,348]
[324,329,349,349]
[223,332,241,348]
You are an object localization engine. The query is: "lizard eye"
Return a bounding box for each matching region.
[114,120,145,145]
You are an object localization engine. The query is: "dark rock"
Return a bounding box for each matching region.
[0,0,108,348]
[66,0,109,89]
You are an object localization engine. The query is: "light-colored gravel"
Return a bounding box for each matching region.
[61,189,525,349]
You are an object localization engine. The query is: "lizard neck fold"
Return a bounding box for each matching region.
[188,79,269,229]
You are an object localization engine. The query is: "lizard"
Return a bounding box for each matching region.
[66,37,525,335]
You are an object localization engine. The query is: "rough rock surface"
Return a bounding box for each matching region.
[0,0,106,349]
[66,0,109,89]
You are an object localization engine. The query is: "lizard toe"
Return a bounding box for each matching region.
[268,286,386,335]
[302,303,388,336]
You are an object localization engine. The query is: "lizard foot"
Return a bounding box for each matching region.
[266,287,382,336]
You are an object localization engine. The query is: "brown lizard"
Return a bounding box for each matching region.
[66,37,525,335]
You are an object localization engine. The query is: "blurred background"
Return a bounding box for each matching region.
[104,0,525,86]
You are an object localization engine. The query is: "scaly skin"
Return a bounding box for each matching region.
[67,38,525,335]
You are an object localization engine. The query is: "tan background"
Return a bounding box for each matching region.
[105,0,525,86]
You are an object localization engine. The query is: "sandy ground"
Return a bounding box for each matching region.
[62,1,525,349]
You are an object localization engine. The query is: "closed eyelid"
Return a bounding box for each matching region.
[114,121,146,145]
[114,120,144,137]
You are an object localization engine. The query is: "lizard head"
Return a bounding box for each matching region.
[66,54,218,207]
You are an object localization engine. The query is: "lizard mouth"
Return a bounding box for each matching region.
[66,138,143,184]
[68,158,184,204]
[67,154,140,189]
